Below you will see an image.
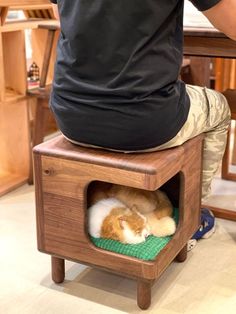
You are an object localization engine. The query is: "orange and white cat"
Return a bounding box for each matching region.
[88,198,150,244]
[87,182,176,244]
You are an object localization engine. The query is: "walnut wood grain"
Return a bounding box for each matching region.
[34,134,204,309]
[184,27,224,38]
[184,37,236,59]
[34,135,184,177]
[184,27,236,59]
[175,244,188,263]
[137,280,152,310]
[187,57,211,88]
[51,256,65,284]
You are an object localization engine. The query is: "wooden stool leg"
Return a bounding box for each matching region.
[51,256,65,283]
[175,244,187,263]
[137,279,152,310]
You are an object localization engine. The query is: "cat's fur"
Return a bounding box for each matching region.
[87,182,176,243]
[88,198,150,244]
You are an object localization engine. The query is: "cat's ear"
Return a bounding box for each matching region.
[118,216,127,229]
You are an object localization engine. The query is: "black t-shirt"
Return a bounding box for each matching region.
[50,0,221,150]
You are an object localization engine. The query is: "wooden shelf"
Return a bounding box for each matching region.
[10,4,51,10]
[0,30,27,102]
[0,1,50,6]
[0,1,57,195]
[0,19,59,32]
[4,87,25,101]
[0,171,28,197]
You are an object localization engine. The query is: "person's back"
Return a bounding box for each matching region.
[50,0,189,150]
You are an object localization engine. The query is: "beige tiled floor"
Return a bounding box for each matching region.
[0,173,236,314]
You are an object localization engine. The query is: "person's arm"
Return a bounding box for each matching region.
[191,0,236,40]
[50,0,59,20]
[202,0,236,41]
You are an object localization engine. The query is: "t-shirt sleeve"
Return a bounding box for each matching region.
[50,0,57,4]
[191,0,222,11]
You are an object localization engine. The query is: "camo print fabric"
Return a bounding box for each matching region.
[66,85,231,202]
[142,85,231,201]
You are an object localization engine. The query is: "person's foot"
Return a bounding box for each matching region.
[187,239,197,251]
[192,208,216,240]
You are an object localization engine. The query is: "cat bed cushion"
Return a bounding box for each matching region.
[91,208,179,261]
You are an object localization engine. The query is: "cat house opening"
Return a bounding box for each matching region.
[86,175,180,261]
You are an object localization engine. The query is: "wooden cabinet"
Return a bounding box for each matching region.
[0,31,27,101]
[0,0,57,196]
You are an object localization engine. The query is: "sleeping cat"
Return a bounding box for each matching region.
[88,198,150,244]
[87,182,176,243]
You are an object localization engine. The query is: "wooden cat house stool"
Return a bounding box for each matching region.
[33,134,203,310]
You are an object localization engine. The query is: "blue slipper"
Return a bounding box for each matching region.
[192,208,216,240]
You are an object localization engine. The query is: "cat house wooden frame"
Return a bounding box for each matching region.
[33,134,203,309]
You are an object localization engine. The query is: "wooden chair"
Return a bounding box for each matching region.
[28,23,59,146]
[33,134,203,310]
[28,23,59,183]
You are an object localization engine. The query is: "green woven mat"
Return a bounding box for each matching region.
[91,208,178,261]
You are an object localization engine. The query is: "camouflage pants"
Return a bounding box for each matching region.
[66,85,231,202]
[144,85,231,201]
